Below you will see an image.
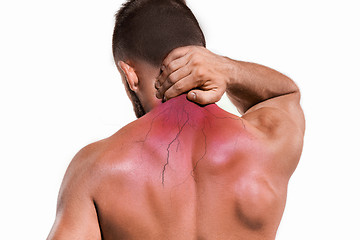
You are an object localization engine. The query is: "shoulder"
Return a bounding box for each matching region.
[241,92,305,151]
[61,122,142,193]
[74,118,153,173]
[58,141,105,201]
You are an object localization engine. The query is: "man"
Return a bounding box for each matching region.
[47,0,305,239]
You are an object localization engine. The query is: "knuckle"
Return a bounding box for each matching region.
[174,82,183,92]
[167,74,177,84]
[193,57,201,67]
[195,68,204,78]
[168,62,176,72]
[193,51,201,59]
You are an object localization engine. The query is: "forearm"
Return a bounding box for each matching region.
[156,46,300,109]
[225,59,299,114]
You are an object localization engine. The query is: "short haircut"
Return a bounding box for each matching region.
[112,0,206,118]
[112,0,206,66]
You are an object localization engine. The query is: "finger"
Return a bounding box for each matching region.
[163,74,198,101]
[162,46,192,67]
[156,65,191,99]
[156,54,189,88]
[187,89,223,105]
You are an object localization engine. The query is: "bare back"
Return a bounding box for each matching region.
[81,94,289,240]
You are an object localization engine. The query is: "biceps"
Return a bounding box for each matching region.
[47,198,101,240]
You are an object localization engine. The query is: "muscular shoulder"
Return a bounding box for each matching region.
[77,119,154,175]
[60,123,138,190]
[58,141,105,201]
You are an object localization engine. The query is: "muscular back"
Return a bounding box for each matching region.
[65,94,291,240]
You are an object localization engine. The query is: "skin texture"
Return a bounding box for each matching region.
[48,46,305,240]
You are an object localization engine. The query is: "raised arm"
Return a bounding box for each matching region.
[225,60,298,113]
[47,145,101,240]
[225,59,305,135]
[156,46,305,177]
[156,46,305,133]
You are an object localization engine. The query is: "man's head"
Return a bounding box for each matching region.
[112,0,205,118]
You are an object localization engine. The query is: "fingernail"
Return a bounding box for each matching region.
[155,81,160,89]
[161,65,165,71]
[190,92,196,100]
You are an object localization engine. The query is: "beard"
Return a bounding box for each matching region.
[121,73,146,118]
[130,91,146,118]
[125,83,146,118]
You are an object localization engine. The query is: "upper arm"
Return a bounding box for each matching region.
[47,146,102,240]
[243,91,305,134]
[241,92,305,177]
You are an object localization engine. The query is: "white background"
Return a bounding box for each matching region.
[1,0,359,239]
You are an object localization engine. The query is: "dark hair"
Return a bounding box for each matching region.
[112,0,206,118]
[112,0,206,66]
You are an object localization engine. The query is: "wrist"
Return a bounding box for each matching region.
[223,57,242,91]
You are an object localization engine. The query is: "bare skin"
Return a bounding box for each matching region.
[48,46,305,240]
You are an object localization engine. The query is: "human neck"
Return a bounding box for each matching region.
[160,94,200,110]
[150,93,219,117]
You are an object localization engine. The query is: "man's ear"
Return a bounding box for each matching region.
[118,61,139,92]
